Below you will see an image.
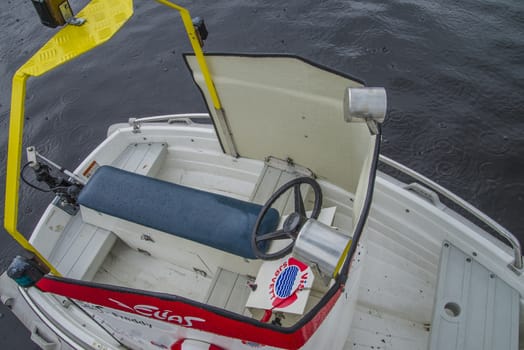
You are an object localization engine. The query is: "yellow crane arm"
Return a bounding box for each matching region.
[4,0,222,277]
[4,0,133,276]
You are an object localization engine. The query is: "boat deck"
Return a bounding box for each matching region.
[35,132,434,348]
[347,305,429,349]
[93,239,212,302]
[27,126,521,350]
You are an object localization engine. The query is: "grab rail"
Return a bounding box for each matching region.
[19,287,102,350]
[379,155,522,273]
[129,113,211,132]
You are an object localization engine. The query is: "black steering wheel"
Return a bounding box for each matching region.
[251,177,323,260]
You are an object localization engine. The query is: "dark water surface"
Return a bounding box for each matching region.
[1,0,523,348]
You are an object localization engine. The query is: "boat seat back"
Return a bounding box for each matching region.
[77,166,279,259]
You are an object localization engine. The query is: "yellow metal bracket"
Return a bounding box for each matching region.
[155,0,223,110]
[155,0,239,156]
[333,239,352,279]
[4,0,133,276]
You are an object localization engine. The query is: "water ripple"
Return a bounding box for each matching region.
[479,131,511,155]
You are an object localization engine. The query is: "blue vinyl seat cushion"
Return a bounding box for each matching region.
[77,166,279,259]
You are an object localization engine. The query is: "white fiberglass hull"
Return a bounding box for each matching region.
[1,120,521,350]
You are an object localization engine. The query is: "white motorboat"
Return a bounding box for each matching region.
[1,1,522,350]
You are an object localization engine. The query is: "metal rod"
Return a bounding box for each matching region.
[379,154,523,271]
[130,113,210,124]
[129,113,211,132]
[33,150,86,185]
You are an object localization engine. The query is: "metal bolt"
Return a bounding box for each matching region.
[1,296,14,308]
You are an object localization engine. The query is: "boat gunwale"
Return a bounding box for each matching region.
[379,154,522,273]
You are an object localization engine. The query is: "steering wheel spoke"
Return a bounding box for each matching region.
[251,176,323,260]
[294,184,306,217]
[255,229,292,242]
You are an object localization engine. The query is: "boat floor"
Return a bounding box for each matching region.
[347,305,428,349]
[92,239,213,302]
[91,237,430,349]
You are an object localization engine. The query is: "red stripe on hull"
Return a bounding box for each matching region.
[36,277,341,349]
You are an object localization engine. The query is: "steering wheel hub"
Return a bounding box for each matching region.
[283,212,303,233]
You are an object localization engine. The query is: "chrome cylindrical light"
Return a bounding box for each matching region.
[292,219,350,279]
